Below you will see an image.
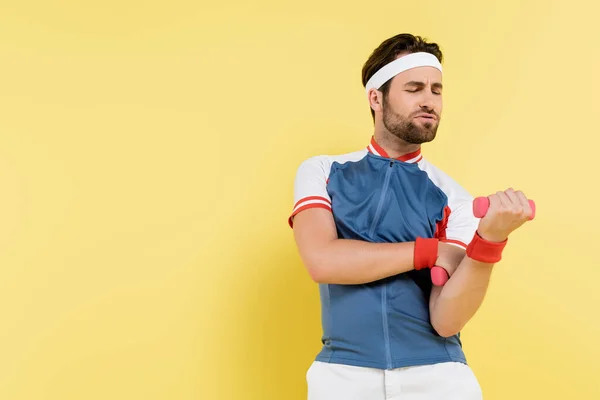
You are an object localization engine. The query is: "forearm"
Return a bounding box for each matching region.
[430,255,495,337]
[303,238,416,285]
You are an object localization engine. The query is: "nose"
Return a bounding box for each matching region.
[420,102,434,113]
[419,92,437,113]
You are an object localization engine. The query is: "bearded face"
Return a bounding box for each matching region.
[381,91,440,145]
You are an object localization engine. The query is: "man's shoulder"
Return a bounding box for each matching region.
[419,158,455,181]
[297,148,368,171]
[418,158,472,199]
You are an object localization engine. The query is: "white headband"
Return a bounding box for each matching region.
[365,52,442,95]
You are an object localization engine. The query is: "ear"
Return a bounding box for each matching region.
[368,89,383,113]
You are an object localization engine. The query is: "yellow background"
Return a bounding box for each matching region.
[0,1,597,399]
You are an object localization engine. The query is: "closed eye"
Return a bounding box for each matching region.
[404,81,443,95]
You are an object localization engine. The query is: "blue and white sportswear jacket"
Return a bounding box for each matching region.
[288,136,480,370]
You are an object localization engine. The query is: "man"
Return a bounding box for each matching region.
[288,33,533,399]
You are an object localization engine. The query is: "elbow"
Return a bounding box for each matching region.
[306,264,321,282]
[304,256,330,283]
[431,318,462,338]
[306,263,330,284]
[301,248,341,284]
[434,326,460,338]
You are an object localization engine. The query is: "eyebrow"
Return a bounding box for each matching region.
[405,81,443,90]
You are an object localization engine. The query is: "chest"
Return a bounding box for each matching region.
[327,159,448,243]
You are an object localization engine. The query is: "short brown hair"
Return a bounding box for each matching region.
[361,34,443,121]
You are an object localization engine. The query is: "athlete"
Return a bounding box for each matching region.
[288,33,534,399]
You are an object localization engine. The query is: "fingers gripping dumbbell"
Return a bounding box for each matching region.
[430,196,536,286]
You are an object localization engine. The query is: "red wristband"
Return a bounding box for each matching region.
[414,237,438,270]
[466,232,507,263]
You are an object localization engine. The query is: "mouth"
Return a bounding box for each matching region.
[414,113,437,121]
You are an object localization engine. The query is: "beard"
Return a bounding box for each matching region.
[382,100,439,145]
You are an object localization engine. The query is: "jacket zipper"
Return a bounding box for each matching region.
[370,160,394,369]
[368,161,394,238]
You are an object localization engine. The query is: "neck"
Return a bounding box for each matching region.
[373,129,421,160]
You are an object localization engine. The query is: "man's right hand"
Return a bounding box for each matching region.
[435,242,467,277]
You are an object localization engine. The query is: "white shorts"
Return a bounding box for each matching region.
[306,360,483,400]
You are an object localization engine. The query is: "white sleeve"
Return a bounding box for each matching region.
[288,156,332,228]
[443,189,480,249]
[419,160,479,249]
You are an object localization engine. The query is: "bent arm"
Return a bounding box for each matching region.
[429,248,495,337]
[292,208,417,284]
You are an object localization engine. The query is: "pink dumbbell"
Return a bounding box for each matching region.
[431,266,451,287]
[430,196,536,286]
[473,196,536,220]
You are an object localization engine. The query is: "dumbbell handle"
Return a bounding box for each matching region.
[431,196,536,286]
[473,196,536,220]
